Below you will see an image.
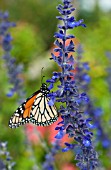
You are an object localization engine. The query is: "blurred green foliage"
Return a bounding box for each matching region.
[72,15,111,119]
[1,0,58,50]
[11,23,45,66]
[0,0,111,169]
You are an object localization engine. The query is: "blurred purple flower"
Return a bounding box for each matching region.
[76,45,111,149]
[0,142,15,169]
[0,11,16,170]
[0,11,25,103]
[43,140,60,170]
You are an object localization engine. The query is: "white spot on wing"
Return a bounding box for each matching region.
[15,113,19,116]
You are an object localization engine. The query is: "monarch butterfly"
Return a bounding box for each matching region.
[9,83,58,128]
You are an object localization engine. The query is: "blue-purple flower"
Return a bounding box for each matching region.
[0,11,25,103]
[76,45,111,149]
[0,142,15,170]
[46,0,98,169]
[43,140,60,170]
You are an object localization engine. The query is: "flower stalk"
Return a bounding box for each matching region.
[47,0,98,169]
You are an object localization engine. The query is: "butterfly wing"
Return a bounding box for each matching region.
[30,92,58,126]
[9,91,39,128]
[9,83,58,128]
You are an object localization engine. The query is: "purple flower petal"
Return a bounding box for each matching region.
[55,130,64,139]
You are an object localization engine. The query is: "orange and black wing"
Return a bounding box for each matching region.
[9,91,39,128]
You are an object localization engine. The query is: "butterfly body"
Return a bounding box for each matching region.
[9,84,58,128]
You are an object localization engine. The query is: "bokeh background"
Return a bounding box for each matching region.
[0,0,111,169]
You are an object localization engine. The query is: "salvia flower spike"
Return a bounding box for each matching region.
[47,0,99,169]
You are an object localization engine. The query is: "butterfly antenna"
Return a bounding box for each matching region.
[41,67,45,84]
